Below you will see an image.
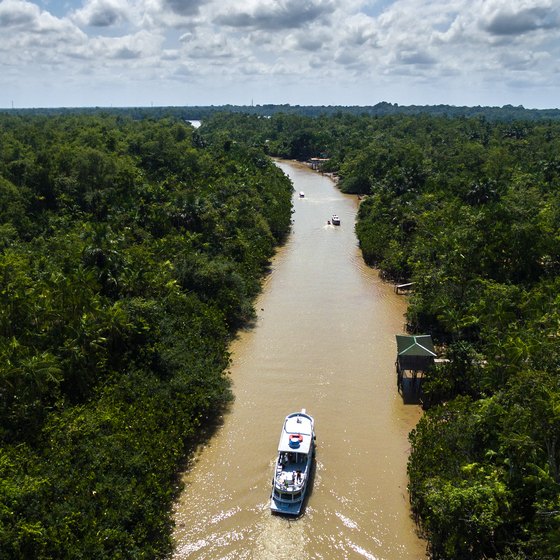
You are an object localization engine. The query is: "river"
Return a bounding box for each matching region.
[172,161,426,559]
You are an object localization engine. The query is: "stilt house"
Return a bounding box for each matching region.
[395,334,436,389]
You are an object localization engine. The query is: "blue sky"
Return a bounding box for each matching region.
[1,0,559,109]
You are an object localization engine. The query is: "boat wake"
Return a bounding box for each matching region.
[253,517,307,560]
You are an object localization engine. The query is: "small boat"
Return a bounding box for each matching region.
[331,214,340,225]
[270,409,315,516]
[299,191,305,198]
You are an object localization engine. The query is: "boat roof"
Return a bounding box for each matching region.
[278,411,314,454]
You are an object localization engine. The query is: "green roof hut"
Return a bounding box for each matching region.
[395,334,436,390]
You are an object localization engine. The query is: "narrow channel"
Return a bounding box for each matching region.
[172,161,426,559]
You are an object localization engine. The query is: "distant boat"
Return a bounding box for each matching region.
[299,191,305,198]
[270,409,315,516]
[331,214,340,225]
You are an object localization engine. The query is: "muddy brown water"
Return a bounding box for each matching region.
[172,161,426,559]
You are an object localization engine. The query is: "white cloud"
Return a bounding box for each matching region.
[0,0,39,26]
[214,0,336,31]
[163,0,207,17]
[398,50,436,66]
[292,33,324,52]
[183,35,236,60]
[0,0,81,35]
[340,14,378,47]
[76,29,164,62]
[1,0,560,108]
[479,0,560,37]
[72,0,130,27]
[0,0,86,64]
[138,0,208,29]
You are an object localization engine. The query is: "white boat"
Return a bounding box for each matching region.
[299,191,305,198]
[331,214,340,225]
[270,409,315,516]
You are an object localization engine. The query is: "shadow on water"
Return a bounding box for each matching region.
[298,454,317,518]
[172,406,230,499]
[399,378,424,405]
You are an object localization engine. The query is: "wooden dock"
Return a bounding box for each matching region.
[395,282,415,294]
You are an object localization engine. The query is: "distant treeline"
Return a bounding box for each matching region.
[196,111,560,560]
[2,101,560,122]
[0,113,293,558]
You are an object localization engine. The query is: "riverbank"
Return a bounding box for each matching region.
[172,160,426,559]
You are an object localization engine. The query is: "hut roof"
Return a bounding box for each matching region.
[396,334,436,357]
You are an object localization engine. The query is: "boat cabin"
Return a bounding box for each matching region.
[271,410,315,516]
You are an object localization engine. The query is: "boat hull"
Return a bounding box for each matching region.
[270,497,304,516]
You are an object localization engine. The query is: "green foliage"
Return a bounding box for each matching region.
[8,108,556,558]
[210,110,560,558]
[421,341,485,406]
[331,115,560,558]
[187,112,560,558]
[408,397,512,559]
[0,113,292,558]
[5,103,560,122]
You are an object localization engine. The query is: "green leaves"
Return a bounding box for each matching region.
[423,475,509,559]
[323,114,560,557]
[0,113,292,558]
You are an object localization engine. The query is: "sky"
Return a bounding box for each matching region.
[1,0,559,109]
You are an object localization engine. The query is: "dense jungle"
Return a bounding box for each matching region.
[200,110,560,560]
[0,113,292,558]
[1,107,560,559]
